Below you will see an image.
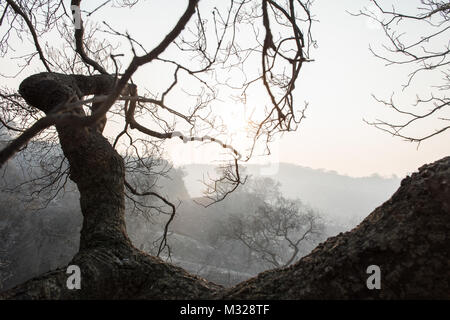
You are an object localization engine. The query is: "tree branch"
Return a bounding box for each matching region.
[5,0,52,72]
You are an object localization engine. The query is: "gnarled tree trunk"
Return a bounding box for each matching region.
[0,72,220,299]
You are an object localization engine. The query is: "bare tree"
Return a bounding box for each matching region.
[217,178,324,269]
[0,0,314,298]
[355,0,449,143]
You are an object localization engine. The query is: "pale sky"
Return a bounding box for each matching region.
[2,0,449,179]
[167,0,450,178]
[270,0,450,178]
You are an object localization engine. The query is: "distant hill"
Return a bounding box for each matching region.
[180,163,401,226]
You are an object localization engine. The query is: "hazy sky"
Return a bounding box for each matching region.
[265,0,450,178]
[2,0,449,179]
[165,0,450,178]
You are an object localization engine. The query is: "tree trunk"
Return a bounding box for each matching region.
[0,107,221,299]
[0,73,221,299]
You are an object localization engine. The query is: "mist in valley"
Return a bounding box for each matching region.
[0,141,400,289]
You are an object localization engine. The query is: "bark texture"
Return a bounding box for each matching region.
[220,156,450,299]
[1,73,449,299]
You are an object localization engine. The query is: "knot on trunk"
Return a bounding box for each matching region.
[18,72,116,114]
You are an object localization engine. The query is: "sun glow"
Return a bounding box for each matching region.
[217,103,252,149]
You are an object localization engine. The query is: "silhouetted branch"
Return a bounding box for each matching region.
[5,0,52,72]
[354,0,450,143]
